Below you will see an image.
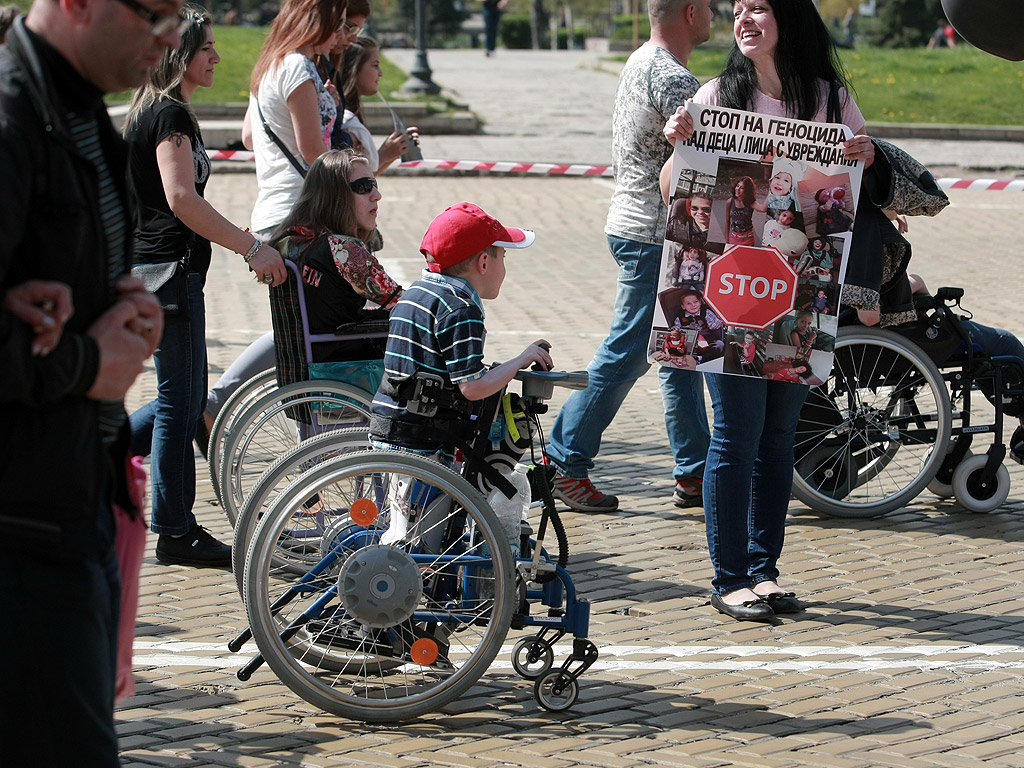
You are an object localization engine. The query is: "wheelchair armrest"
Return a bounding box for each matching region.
[514,370,589,401]
[334,308,391,338]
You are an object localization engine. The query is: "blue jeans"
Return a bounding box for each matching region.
[546,235,709,481]
[962,319,1024,360]
[960,319,1024,415]
[482,5,500,51]
[130,271,208,536]
[703,374,808,594]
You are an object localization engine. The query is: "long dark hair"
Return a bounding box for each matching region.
[123,4,211,134]
[270,150,374,248]
[717,0,851,121]
[732,176,756,206]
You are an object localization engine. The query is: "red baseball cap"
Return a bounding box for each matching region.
[420,202,535,273]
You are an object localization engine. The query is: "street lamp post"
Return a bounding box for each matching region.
[402,0,441,94]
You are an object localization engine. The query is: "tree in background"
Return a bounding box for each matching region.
[396,0,468,40]
[866,0,945,47]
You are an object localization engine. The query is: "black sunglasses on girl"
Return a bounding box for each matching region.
[349,177,378,195]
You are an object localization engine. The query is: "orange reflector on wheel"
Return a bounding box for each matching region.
[410,638,439,666]
[349,498,378,526]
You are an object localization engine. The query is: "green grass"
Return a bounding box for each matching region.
[107,27,1024,125]
[192,25,269,104]
[106,25,267,105]
[107,26,450,111]
[838,46,1024,125]
[622,44,1024,126]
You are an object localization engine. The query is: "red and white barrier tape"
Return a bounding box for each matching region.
[207,150,613,176]
[210,149,255,162]
[395,159,613,176]
[208,151,1024,190]
[940,178,1024,191]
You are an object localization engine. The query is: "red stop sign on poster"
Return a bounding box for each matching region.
[704,245,799,329]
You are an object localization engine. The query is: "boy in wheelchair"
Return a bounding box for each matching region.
[369,202,552,541]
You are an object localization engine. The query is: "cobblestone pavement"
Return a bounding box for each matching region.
[119,170,1024,768]
[117,46,1024,768]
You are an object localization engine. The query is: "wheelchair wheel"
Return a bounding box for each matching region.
[511,637,554,680]
[207,368,276,505]
[952,454,1010,513]
[535,670,579,712]
[218,380,373,526]
[793,327,951,518]
[927,446,973,499]
[232,427,370,598]
[243,451,515,722]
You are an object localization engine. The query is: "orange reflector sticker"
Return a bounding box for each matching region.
[349,498,378,526]
[410,638,439,666]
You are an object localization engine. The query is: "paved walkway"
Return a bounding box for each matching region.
[381,49,1024,175]
[117,48,1024,767]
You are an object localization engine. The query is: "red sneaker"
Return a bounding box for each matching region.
[551,473,619,512]
[672,476,703,508]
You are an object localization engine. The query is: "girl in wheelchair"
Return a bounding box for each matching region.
[268,150,403,372]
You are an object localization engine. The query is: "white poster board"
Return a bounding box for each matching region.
[649,102,865,385]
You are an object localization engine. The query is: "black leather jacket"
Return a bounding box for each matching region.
[0,19,134,557]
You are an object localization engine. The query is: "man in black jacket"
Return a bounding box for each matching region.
[0,0,181,764]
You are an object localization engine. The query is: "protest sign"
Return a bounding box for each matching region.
[649,102,864,385]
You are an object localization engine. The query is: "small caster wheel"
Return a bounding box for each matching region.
[512,637,553,680]
[952,454,1010,513]
[927,447,971,499]
[534,670,579,712]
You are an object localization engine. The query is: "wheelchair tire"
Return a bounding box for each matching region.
[207,368,277,505]
[218,380,373,526]
[232,427,370,598]
[926,446,973,499]
[952,454,1010,513]
[535,670,579,712]
[792,327,951,518]
[243,451,515,722]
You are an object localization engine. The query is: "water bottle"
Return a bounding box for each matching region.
[515,462,533,524]
[486,463,531,558]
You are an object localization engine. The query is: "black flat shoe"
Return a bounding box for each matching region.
[710,593,774,621]
[764,592,804,614]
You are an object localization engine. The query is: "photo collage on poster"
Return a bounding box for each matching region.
[648,103,864,385]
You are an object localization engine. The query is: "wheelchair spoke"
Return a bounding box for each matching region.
[244,451,514,722]
[793,328,951,517]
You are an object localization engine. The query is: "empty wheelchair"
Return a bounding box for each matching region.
[793,287,1024,517]
[229,368,600,721]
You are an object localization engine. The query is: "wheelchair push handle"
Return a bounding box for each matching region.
[531,343,552,372]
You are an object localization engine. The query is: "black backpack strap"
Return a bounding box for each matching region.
[255,98,307,178]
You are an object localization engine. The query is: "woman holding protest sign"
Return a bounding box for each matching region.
[662,0,874,621]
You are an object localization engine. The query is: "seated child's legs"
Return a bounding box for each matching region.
[961,319,1024,417]
[962,320,1024,361]
[372,439,454,550]
[205,331,276,421]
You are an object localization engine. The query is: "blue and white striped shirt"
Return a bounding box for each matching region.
[371,270,487,424]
